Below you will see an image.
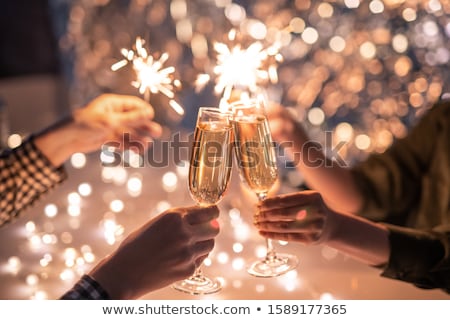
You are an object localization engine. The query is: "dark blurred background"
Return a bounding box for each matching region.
[0,0,69,138]
[0,1,61,78]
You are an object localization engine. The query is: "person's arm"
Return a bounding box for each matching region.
[61,205,220,300]
[266,104,364,213]
[256,191,389,266]
[256,191,450,293]
[0,137,67,227]
[267,101,445,216]
[35,94,162,167]
[0,94,162,227]
[348,101,448,222]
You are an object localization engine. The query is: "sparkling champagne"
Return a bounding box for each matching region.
[189,121,233,206]
[230,100,298,278]
[232,114,278,196]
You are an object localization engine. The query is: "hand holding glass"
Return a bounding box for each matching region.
[172,107,233,294]
[231,99,298,277]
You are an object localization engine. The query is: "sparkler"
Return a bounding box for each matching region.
[112,37,185,115]
[195,29,283,108]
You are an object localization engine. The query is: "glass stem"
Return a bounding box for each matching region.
[265,238,276,262]
[257,192,277,263]
[192,266,203,279]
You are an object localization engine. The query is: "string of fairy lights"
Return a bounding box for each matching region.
[1,0,449,299]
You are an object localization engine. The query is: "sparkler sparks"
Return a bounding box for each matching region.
[195,29,283,105]
[112,37,184,115]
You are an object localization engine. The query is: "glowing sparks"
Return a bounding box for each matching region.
[112,37,184,115]
[196,29,283,104]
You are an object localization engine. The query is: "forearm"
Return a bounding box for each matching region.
[34,116,106,167]
[34,116,77,167]
[88,257,132,300]
[299,150,363,213]
[283,128,364,213]
[324,210,390,267]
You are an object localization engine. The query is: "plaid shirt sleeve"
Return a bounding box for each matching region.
[0,136,67,227]
[60,274,110,300]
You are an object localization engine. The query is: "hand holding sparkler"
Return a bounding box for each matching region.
[73,93,163,147]
[35,94,162,167]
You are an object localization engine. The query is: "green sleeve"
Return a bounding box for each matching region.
[350,101,449,223]
[349,100,450,292]
[380,224,450,293]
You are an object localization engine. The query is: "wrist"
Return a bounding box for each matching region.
[88,258,128,300]
[35,116,108,167]
[34,117,78,167]
[324,210,390,266]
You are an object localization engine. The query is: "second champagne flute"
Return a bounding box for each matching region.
[231,99,299,277]
[172,107,233,295]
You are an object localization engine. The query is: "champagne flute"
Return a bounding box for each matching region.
[231,98,299,277]
[172,107,233,295]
